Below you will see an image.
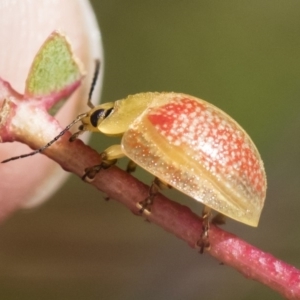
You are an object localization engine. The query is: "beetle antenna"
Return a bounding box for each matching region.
[87,59,101,109]
[1,113,87,163]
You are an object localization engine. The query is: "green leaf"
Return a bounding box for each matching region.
[25,31,84,98]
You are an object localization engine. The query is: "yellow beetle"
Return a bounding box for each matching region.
[72,92,266,227]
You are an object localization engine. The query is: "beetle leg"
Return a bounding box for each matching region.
[137,178,159,215]
[197,206,212,253]
[126,160,137,174]
[212,213,226,225]
[137,177,170,215]
[155,178,171,190]
[83,144,125,181]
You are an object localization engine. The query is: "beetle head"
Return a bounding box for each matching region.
[70,102,114,140]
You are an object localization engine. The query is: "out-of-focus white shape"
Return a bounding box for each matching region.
[0,0,103,214]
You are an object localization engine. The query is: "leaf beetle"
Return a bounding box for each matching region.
[74,91,266,227]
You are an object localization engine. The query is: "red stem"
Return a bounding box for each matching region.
[38,134,300,298]
[2,100,300,300]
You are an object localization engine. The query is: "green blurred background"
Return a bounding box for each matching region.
[1,1,300,299]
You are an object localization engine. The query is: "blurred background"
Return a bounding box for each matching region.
[1,0,300,299]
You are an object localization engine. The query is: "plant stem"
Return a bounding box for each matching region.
[2,99,300,299]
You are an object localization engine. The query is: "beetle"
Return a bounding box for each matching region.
[71,92,266,228]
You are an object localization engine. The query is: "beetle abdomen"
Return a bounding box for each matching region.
[122,93,266,226]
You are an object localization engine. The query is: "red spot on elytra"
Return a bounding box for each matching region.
[147,96,265,196]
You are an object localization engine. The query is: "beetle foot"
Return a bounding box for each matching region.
[82,164,103,181]
[196,206,212,253]
[196,213,224,252]
[82,153,117,181]
[197,230,211,254]
[198,221,211,253]
[197,238,211,254]
[136,179,160,215]
[136,197,153,215]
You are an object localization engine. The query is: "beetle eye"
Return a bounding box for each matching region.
[90,108,114,127]
[90,109,105,127]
